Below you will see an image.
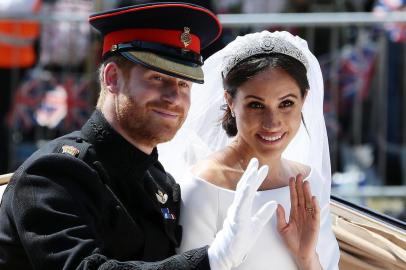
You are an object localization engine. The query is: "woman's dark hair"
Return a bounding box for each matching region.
[221,53,309,137]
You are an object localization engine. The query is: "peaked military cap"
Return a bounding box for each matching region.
[89,2,222,84]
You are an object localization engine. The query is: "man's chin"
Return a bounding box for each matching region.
[135,129,178,147]
[155,122,182,141]
[123,119,181,147]
[154,132,177,145]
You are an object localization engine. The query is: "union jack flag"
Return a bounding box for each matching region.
[339,42,377,102]
[320,33,377,138]
[62,75,92,132]
[7,73,43,131]
[374,0,406,43]
[8,71,92,133]
[35,85,67,129]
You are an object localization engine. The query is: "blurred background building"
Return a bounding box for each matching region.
[0,0,405,222]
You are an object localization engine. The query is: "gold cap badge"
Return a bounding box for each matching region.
[61,145,80,157]
[180,27,192,48]
[111,44,118,52]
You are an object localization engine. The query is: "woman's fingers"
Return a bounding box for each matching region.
[303,180,314,215]
[303,180,313,200]
[232,183,252,223]
[232,158,269,223]
[289,177,298,215]
[312,195,320,223]
[236,158,258,191]
[253,201,277,227]
[295,174,305,210]
[276,204,287,233]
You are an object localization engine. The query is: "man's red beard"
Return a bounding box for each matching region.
[117,94,187,149]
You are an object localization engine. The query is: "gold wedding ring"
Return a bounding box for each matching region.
[305,206,314,213]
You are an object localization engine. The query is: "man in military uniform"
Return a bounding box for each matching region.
[0,2,277,269]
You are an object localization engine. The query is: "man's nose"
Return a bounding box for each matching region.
[162,82,181,104]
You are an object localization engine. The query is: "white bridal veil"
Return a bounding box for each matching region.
[159,31,331,194]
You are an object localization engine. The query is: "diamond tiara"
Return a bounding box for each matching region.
[221,35,309,78]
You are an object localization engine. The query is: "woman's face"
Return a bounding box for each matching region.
[226,67,306,159]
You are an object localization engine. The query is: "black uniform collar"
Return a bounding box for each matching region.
[81,110,158,177]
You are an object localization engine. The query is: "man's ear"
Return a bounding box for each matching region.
[103,62,121,94]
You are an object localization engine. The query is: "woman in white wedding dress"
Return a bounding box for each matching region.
[159,31,340,270]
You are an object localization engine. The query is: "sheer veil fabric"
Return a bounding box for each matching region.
[158,30,331,197]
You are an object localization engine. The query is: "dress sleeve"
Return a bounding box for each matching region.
[313,170,341,270]
[177,173,220,253]
[4,156,210,270]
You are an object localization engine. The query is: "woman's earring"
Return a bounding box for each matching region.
[231,111,235,118]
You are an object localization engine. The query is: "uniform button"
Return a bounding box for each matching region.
[76,137,83,143]
[115,205,121,211]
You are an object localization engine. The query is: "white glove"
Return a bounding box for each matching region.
[208,158,278,270]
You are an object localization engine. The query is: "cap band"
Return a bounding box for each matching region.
[103,28,201,56]
[108,40,203,66]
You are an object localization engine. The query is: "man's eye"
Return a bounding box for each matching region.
[248,102,264,109]
[280,100,294,108]
[179,82,192,89]
[152,75,163,81]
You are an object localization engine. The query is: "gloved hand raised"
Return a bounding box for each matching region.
[208,158,278,270]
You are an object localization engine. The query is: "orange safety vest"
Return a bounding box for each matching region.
[0,0,41,68]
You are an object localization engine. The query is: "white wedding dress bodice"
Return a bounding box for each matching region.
[177,168,340,270]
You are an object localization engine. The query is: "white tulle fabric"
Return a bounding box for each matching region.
[159,30,331,190]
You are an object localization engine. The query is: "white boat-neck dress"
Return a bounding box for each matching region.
[177,167,340,270]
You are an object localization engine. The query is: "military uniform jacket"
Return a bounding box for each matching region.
[0,110,210,270]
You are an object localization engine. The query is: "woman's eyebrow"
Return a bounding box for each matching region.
[244,95,264,101]
[244,93,299,101]
[279,93,299,100]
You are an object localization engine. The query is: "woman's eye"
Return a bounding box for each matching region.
[280,100,294,108]
[248,102,264,109]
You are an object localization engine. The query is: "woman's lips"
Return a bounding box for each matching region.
[256,132,286,144]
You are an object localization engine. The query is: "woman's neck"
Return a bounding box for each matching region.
[226,140,289,190]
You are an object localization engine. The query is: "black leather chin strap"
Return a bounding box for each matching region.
[105,40,203,67]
